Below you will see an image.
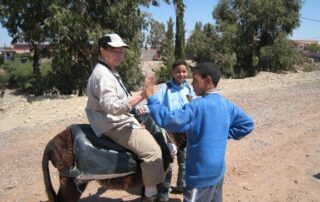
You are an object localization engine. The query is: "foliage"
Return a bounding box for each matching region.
[306,44,320,53]
[155,65,171,84]
[212,0,302,77]
[157,17,175,83]
[260,33,305,72]
[146,19,166,49]
[1,55,53,93]
[174,0,185,59]
[186,22,206,61]
[0,0,167,95]
[186,22,236,77]
[0,0,53,95]
[302,63,315,72]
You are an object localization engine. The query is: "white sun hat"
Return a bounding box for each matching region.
[99,33,129,48]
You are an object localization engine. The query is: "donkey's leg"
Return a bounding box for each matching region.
[57,177,87,202]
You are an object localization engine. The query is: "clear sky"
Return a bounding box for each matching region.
[1,0,320,47]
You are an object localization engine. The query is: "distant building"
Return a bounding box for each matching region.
[293,40,320,60]
[0,47,15,61]
[293,40,319,51]
[140,48,161,61]
[0,42,51,54]
[13,42,50,54]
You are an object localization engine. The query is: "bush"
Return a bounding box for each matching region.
[155,65,171,84]
[302,64,315,72]
[1,56,53,93]
[11,61,34,92]
[259,33,304,72]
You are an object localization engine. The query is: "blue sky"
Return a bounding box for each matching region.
[1,0,319,47]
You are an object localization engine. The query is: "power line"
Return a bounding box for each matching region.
[300,17,320,23]
[298,17,320,40]
[304,35,320,40]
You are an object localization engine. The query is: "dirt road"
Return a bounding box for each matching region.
[0,71,319,202]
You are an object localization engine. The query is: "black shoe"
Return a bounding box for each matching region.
[171,186,185,194]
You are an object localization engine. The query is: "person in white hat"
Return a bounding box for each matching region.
[85,33,164,201]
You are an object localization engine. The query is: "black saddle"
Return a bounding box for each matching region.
[69,124,139,181]
[66,113,173,182]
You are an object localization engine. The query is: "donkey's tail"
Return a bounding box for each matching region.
[42,141,58,202]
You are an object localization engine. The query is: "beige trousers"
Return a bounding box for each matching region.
[105,127,164,186]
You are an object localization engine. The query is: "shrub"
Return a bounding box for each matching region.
[155,65,171,84]
[2,56,53,93]
[302,64,315,72]
[259,33,304,72]
[11,61,34,92]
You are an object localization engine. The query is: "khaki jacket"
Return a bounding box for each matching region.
[85,63,141,137]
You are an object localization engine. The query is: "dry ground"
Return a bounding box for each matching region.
[0,70,319,202]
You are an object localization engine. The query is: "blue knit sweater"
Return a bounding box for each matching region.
[147,93,254,188]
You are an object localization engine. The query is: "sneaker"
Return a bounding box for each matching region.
[142,194,160,202]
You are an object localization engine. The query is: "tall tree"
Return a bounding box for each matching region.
[157,17,175,83]
[186,22,204,60]
[146,19,166,49]
[160,17,175,68]
[173,0,185,59]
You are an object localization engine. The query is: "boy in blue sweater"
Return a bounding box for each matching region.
[145,62,254,202]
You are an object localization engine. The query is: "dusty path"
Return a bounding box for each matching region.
[0,71,319,202]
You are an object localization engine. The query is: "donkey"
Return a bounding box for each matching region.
[42,113,186,202]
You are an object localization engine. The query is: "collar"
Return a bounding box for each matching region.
[169,78,188,90]
[203,88,218,96]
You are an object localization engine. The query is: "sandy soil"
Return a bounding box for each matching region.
[0,70,319,202]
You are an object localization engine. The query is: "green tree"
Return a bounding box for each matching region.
[174,0,186,59]
[157,17,175,83]
[186,23,217,63]
[186,22,236,77]
[146,19,166,49]
[260,33,304,72]
[213,0,302,77]
[306,44,320,53]
[186,22,205,61]
[0,0,52,95]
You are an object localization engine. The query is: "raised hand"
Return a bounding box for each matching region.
[143,75,154,98]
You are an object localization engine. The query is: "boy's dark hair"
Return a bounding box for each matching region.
[172,59,188,69]
[194,62,221,86]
